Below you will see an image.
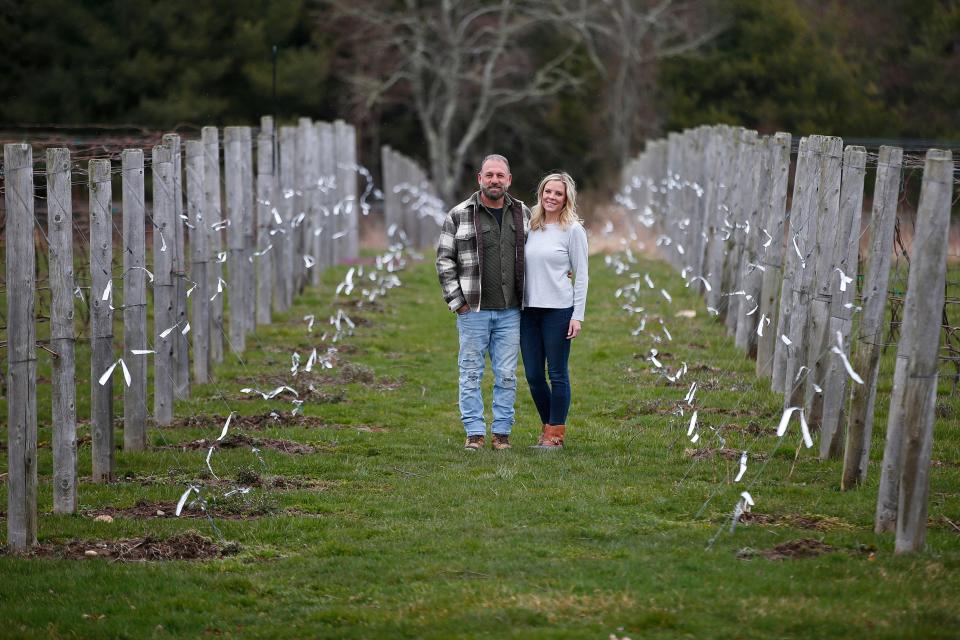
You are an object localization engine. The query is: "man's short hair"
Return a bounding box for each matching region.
[480,154,510,174]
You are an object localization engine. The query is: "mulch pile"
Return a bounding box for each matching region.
[9,531,237,561]
[162,412,389,434]
[157,433,324,455]
[737,538,835,561]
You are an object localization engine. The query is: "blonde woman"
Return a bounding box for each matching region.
[521,172,588,449]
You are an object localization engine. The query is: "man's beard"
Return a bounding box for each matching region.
[481,184,504,200]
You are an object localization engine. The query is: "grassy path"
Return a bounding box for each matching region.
[1,252,959,639]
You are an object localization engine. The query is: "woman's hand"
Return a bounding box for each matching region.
[567,319,581,339]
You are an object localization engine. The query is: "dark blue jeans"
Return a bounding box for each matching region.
[520,306,574,425]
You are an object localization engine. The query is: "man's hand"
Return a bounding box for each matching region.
[567,319,581,339]
[456,304,470,315]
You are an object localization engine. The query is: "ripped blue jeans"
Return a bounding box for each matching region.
[456,308,521,436]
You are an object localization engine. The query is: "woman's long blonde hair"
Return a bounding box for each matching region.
[530,171,580,231]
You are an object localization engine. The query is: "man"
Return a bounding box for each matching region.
[436,154,531,451]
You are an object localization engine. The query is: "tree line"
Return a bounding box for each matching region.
[1,0,956,200]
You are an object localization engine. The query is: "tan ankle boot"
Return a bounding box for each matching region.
[535,424,565,449]
[536,424,548,446]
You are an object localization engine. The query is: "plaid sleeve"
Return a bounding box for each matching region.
[436,210,466,311]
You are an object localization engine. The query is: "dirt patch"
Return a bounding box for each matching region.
[156,433,327,455]
[11,531,238,561]
[737,538,836,561]
[737,512,852,531]
[162,413,341,431]
[84,495,329,521]
[234,361,403,396]
[931,459,960,469]
[85,500,209,520]
[684,447,767,461]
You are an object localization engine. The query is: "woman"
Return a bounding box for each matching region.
[521,171,588,449]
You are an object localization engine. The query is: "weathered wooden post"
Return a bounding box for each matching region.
[722,128,749,333]
[317,121,336,270]
[256,123,275,322]
[162,134,189,400]
[841,146,903,489]
[240,126,256,336]
[122,149,148,450]
[312,121,327,279]
[89,158,114,482]
[202,126,225,364]
[755,133,791,378]
[293,118,309,291]
[5,142,38,550]
[153,144,176,425]
[335,120,359,262]
[224,126,246,353]
[689,127,713,284]
[803,136,844,425]
[891,149,953,553]
[703,127,733,310]
[782,136,825,407]
[186,140,210,383]
[46,148,78,512]
[664,131,682,270]
[818,145,866,459]
[382,146,399,238]
[277,126,297,311]
[300,119,320,286]
[734,131,764,355]
[772,137,809,393]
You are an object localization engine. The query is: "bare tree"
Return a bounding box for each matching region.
[328,0,587,204]
[325,0,724,203]
[578,0,727,165]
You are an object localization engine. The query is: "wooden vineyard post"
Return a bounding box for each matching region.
[162,133,189,400]
[153,144,176,425]
[122,149,148,450]
[782,136,825,408]
[5,143,39,551]
[89,158,115,482]
[755,133,791,378]
[186,141,210,383]
[47,148,78,512]
[202,126,225,364]
[892,149,953,552]
[224,127,246,354]
[802,136,843,428]
[256,125,275,323]
[818,146,866,459]
[841,146,903,490]
[277,126,296,310]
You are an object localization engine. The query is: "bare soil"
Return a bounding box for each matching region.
[736,538,836,560]
[160,412,386,433]
[6,531,238,561]
[156,433,327,455]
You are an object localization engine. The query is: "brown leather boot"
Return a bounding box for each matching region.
[535,424,548,446]
[533,424,564,449]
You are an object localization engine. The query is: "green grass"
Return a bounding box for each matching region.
[1,251,959,639]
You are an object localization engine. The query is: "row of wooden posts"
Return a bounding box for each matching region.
[621,124,954,553]
[381,145,444,251]
[3,116,439,551]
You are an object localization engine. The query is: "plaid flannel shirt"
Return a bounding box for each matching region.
[436,191,531,312]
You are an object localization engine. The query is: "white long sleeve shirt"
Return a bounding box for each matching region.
[523,222,589,321]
